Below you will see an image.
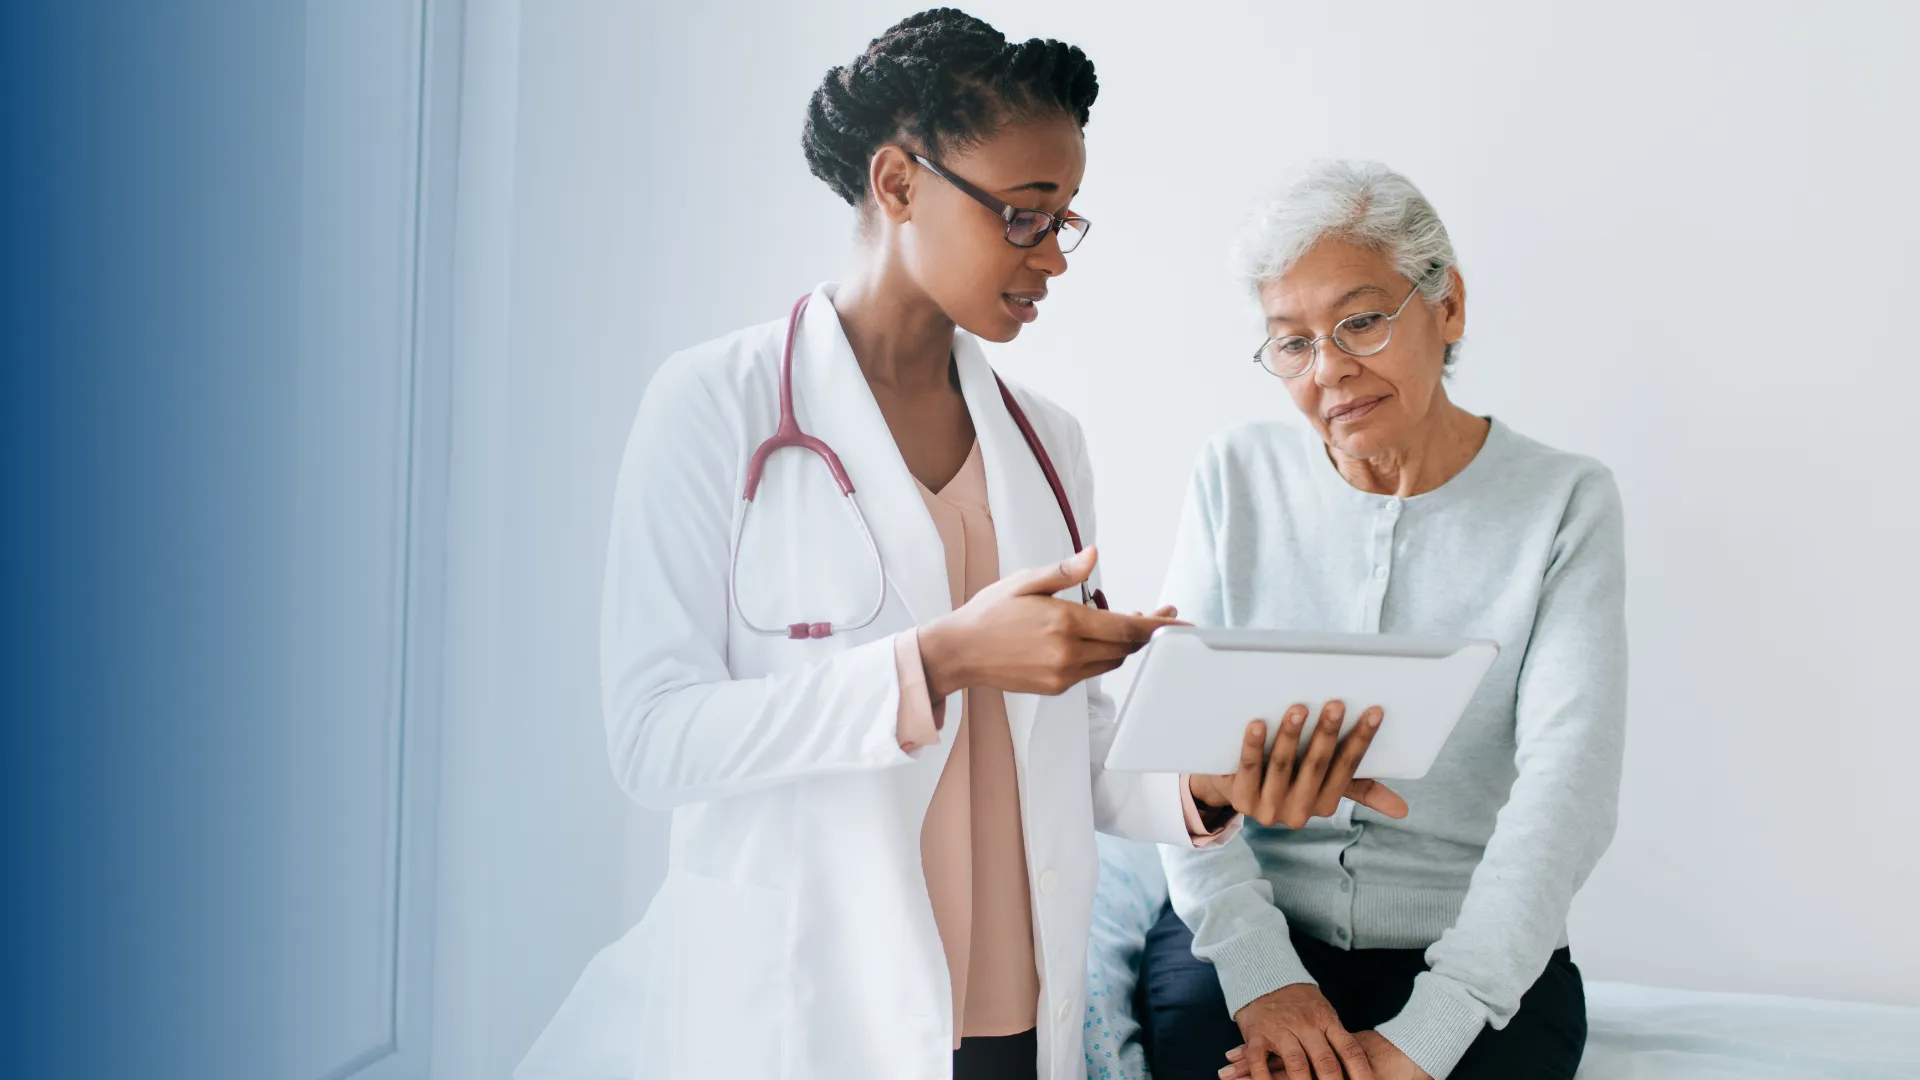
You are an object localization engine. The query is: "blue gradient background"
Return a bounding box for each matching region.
[2,3,301,1076]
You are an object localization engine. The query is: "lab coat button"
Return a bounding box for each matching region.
[1057,998,1073,1023]
[1039,869,1060,896]
[1373,566,1388,580]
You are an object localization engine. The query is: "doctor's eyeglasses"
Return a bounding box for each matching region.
[1252,275,1431,379]
[910,153,1090,253]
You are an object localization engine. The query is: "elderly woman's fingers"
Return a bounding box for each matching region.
[1256,706,1308,825]
[1328,1026,1378,1080]
[1293,1026,1354,1080]
[1310,705,1383,818]
[1280,701,1345,828]
[1245,1033,1279,1080]
[1231,720,1268,814]
[1274,1031,1316,1080]
[1218,1044,1256,1079]
[1345,778,1409,819]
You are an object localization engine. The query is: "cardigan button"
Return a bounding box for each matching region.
[1057,997,1073,1023]
[1039,869,1060,896]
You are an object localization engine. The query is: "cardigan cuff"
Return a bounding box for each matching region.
[1373,971,1491,1079]
[1208,921,1318,1020]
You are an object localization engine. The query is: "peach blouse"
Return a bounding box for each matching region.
[890,442,1227,1046]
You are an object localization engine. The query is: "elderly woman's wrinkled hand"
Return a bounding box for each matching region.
[1217,982,1374,1080]
[1353,1031,1430,1080]
[1217,1026,1431,1080]
[1189,702,1408,829]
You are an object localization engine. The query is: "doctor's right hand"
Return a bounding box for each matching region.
[918,547,1176,698]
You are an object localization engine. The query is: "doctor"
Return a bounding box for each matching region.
[519,10,1405,1080]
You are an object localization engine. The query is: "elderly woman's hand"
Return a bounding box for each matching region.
[1217,1028,1434,1080]
[1353,1031,1431,1080]
[1218,983,1374,1080]
[1189,702,1409,828]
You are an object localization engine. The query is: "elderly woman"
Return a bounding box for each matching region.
[1137,161,1627,1080]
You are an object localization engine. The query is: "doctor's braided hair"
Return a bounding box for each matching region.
[802,8,1098,207]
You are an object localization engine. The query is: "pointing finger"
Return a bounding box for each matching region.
[999,547,1097,598]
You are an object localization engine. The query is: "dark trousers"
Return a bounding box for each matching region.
[1137,903,1586,1080]
[952,1027,1037,1080]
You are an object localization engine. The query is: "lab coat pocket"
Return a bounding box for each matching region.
[651,871,791,1076]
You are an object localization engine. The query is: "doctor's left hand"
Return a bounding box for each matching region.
[918,547,1178,698]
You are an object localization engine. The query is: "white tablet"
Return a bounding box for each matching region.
[1104,627,1498,779]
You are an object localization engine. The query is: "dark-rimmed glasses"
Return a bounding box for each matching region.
[1253,276,1429,379]
[910,153,1090,253]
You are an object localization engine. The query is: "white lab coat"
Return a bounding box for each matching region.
[517,284,1219,1080]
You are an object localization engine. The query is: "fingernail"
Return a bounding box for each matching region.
[1226,1046,1245,1061]
[1219,1068,1236,1078]
[1364,709,1381,731]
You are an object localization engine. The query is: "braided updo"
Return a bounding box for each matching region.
[802,8,1098,206]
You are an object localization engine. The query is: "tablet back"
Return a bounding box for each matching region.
[1103,628,1498,779]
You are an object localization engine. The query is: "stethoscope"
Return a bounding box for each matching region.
[730,294,1106,640]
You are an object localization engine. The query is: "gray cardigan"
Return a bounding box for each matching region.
[1157,417,1627,1079]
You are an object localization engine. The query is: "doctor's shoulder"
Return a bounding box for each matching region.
[630,316,789,433]
[992,372,1086,461]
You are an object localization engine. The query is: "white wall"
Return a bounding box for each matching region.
[443,2,1920,1068]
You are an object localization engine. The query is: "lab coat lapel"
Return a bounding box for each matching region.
[790,284,953,631]
[952,335,1074,754]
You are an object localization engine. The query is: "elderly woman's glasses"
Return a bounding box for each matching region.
[910,153,1090,253]
[1253,278,1428,379]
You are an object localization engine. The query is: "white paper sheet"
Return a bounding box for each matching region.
[1579,981,1920,1079]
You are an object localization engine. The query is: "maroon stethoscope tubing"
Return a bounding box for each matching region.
[733,294,1106,640]
[742,295,856,502]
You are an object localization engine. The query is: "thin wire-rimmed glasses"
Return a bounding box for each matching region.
[1253,276,1429,379]
[910,153,1091,253]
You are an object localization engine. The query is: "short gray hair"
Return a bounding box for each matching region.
[1231,160,1460,365]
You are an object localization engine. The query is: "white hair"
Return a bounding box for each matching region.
[1231,160,1460,364]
